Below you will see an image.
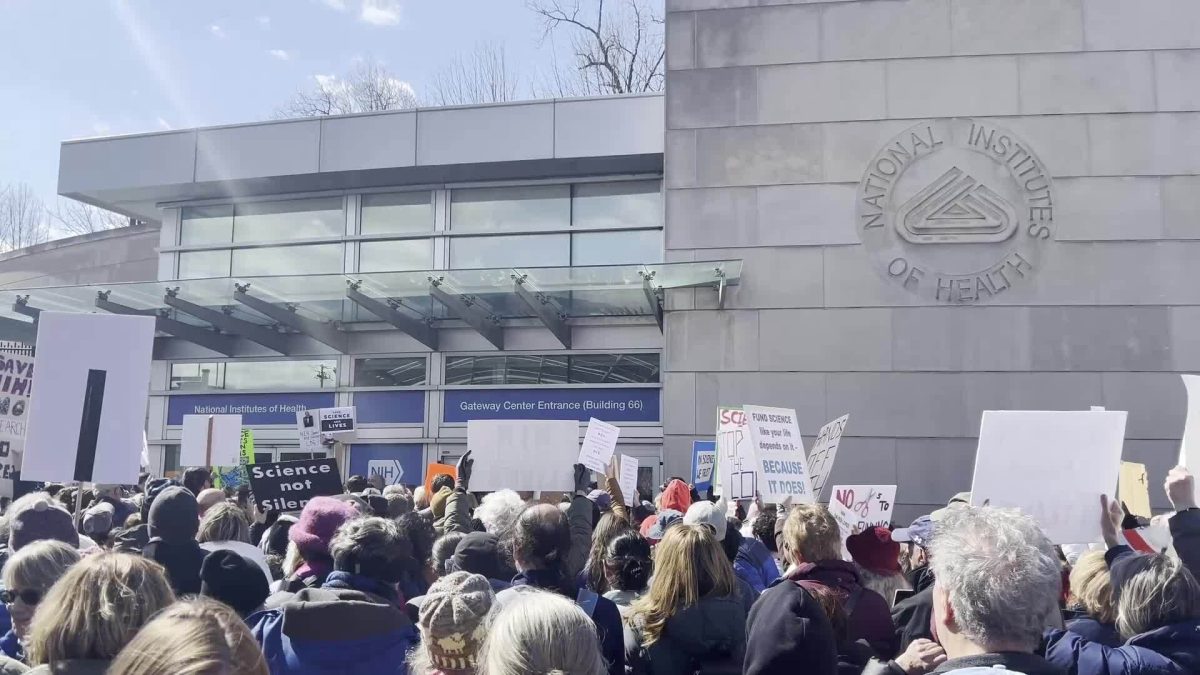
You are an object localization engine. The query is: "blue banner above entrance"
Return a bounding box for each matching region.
[353,390,425,424]
[443,388,660,423]
[167,392,336,425]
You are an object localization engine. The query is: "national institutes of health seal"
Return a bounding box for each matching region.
[857,119,1055,304]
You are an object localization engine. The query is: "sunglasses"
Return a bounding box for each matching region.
[0,589,41,605]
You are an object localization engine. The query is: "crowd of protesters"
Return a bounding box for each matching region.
[0,451,1195,675]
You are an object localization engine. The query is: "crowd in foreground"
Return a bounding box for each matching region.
[0,454,1194,675]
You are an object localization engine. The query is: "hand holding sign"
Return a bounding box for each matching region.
[1100,494,1124,549]
[456,451,474,491]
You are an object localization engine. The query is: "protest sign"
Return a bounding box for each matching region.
[829,485,897,536]
[756,449,814,504]
[807,414,849,502]
[578,418,620,474]
[0,352,34,457]
[1181,375,1200,499]
[247,457,343,512]
[619,454,638,507]
[318,406,357,441]
[971,410,1127,544]
[425,463,457,494]
[744,406,804,453]
[23,313,154,485]
[467,420,579,492]
[214,429,255,490]
[717,407,757,500]
[297,409,323,454]
[691,441,717,493]
[1118,461,1151,518]
[181,414,242,467]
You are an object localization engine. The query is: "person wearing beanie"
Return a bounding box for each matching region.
[142,486,207,595]
[273,496,358,597]
[9,498,79,552]
[201,549,270,617]
[846,526,910,608]
[450,533,511,594]
[112,478,181,554]
[407,572,495,675]
[90,484,137,534]
[81,502,115,544]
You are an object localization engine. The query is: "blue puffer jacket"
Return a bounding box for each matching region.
[734,538,780,596]
[1043,620,1200,675]
[249,572,419,675]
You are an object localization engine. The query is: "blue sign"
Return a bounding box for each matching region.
[692,441,717,493]
[443,388,660,423]
[167,392,336,426]
[348,444,424,488]
[353,390,425,424]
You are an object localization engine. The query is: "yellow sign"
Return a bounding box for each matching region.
[1119,461,1151,518]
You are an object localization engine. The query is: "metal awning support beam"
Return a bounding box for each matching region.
[429,276,504,350]
[346,283,438,350]
[641,271,664,332]
[164,290,292,355]
[512,274,571,348]
[12,296,40,321]
[0,316,37,344]
[96,291,237,356]
[233,284,348,353]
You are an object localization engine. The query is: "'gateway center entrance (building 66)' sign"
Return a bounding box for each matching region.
[857,119,1055,304]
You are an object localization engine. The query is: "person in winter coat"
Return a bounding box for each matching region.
[889,515,937,652]
[735,522,781,596]
[112,479,180,554]
[743,573,838,675]
[449,533,513,594]
[89,485,137,533]
[270,496,358,596]
[250,517,421,674]
[847,527,910,608]
[1063,551,1120,647]
[106,598,268,675]
[0,541,80,663]
[141,486,208,596]
[624,523,747,674]
[406,572,495,675]
[778,504,897,658]
[478,590,607,675]
[807,583,878,675]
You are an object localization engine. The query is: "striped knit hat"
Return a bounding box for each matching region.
[418,571,495,671]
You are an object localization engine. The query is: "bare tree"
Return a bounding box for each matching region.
[529,0,665,97]
[428,42,521,106]
[0,183,48,252]
[50,198,130,237]
[276,58,419,117]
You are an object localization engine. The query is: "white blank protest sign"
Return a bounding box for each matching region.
[971,410,1127,545]
[181,415,243,468]
[467,420,579,492]
[22,312,155,485]
[1180,375,1200,500]
[619,454,638,507]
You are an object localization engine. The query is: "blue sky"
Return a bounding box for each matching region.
[0,0,562,206]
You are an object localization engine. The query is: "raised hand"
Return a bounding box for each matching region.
[1165,465,1197,512]
[1100,494,1124,548]
[456,451,473,490]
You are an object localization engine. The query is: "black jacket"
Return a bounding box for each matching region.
[142,538,206,596]
[625,594,747,675]
[743,579,838,675]
[891,585,934,653]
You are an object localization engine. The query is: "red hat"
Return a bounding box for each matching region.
[845,526,901,576]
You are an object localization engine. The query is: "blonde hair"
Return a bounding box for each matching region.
[630,523,735,646]
[2,540,80,593]
[1070,551,1115,625]
[1117,554,1200,639]
[106,598,268,675]
[197,502,250,544]
[478,590,605,675]
[26,552,175,665]
[781,504,843,565]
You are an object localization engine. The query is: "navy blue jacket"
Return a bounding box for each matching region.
[735,538,781,596]
[502,568,625,675]
[1044,620,1200,675]
[1065,617,1123,648]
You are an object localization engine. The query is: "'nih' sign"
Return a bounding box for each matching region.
[367,459,404,486]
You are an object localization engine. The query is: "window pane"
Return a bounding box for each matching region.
[225,360,338,390]
[450,185,569,232]
[164,445,181,475]
[279,451,326,462]
[571,230,663,266]
[359,239,433,273]
[573,181,661,230]
[232,243,343,276]
[233,198,343,243]
[445,353,659,385]
[169,362,223,390]
[361,192,433,235]
[450,234,569,269]
[354,357,427,387]
[180,205,234,245]
[445,356,506,385]
[569,354,660,384]
[178,250,231,279]
[504,355,568,385]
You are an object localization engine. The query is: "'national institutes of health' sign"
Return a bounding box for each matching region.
[857,119,1055,304]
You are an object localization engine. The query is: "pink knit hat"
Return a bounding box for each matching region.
[289,496,358,557]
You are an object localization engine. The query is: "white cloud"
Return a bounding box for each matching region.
[209,24,226,39]
[320,0,347,10]
[360,0,401,25]
[257,15,271,27]
[269,49,291,61]
[92,122,112,135]
[156,117,172,130]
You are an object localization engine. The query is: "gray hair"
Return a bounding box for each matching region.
[196,502,250,544]
[478,590,606,675]
[432,532,466,577]
[857,566,911,608]
[1116,554,1200,639]
[2,540,80,592]
[929,507,1061,651]
[328,517,409,581]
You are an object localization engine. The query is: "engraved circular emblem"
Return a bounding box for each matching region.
[856,119,1055,304]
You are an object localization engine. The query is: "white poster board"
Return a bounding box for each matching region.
[578,418,620,473]
[619,454,638,507]
[829,485,898,536]
[22,312,155,485]
[757,449,815,504]
[717,407,756,500]
[181,414,243,467]
[744,405,805,453]
[0,352,34,457]
[297,409,322,454]
[971,410,1127,544]
[807,414,849,501]
[1180,375,1200,500]
[318,406,357,442]
[467,420,579,492]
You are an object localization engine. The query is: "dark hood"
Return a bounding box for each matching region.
[659,595,746,660]
[280,587,413,643]
[788,559,863,594]
[148,486,199,543]
[1127,620,1200,672]
[933,652,1064,675]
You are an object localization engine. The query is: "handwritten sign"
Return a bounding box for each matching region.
[619,454,638,507]
[578,418,620,473]
[717,407,756,500]
[297,409,323,454]
[744,405,804,453]
[1119,461,1151,518]
[807,414,849,501]
[213,429,255,490]
[0,352,34,458]
[757,449,815,504]
[829,485,897,536]
[692,441,717,493]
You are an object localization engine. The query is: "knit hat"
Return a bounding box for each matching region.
[431,486,453,520]
[683,499,728,541]
[141,478,181,520]
[148,486,200,543]
[196,488,226,515]
[9,500,79,551]
[846,526,902,576]
[587,489,613,512]
[452,532,503,580]
[200,549,270,617]
[82,501,115,538]
[289,496,358,558]
[417,571,495,671]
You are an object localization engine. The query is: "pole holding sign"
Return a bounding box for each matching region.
[181,414,242,468]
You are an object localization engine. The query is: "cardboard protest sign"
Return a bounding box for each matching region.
[318,406,356,442]
[971,410,1127,544]
[692,441,717,493]
[1118,461,1151,518]
[717,407,756,500]
[22,313,154,485]
[181,414,242,467]
[467,420,579,492]
[578,418,620,473]
[830,485,897,536]
[619,454,639,507]
[425,463,457,494]
[807,414,849,502]
[1180,375,1200,500]
[214,429,255,490]
[744,406,804,453]
[0,352,34,457]
[757,449,815,504]
[297,409,323,454]
[247,457,342,512]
